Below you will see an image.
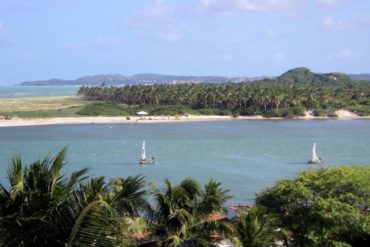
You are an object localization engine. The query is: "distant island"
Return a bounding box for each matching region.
[17,71,370,86]
[1,67,368,125]
[77,67,370,118]
[17,74,269,86]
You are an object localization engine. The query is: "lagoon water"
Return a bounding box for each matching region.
[0,86,79,98]
[0,120,369,204]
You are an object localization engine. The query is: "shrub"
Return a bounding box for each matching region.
[76,102,130,116]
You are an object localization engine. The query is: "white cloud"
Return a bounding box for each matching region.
[125,0,184,27]
[63,36,124,49]
[142,0,170,18]
[337,50,354,59]
[160,29,183,42]
[322,16,370,32]
[317,0,341,5]
[0,22,7,39]
[0,21,18,43]
[264,29,281,38]
[124,1,187,43]
[2,3,28,12]
[322,17,352,31]
[200,0,294,14]
[328,49,356,60]
[273,52,287,64]
[222,53,234,61]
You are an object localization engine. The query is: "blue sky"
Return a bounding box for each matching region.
[0,0,369,84]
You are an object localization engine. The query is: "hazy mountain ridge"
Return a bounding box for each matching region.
[17,74,270,86]
[17,69,369,86]
[347,74,370,81]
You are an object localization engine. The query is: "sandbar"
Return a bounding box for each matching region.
[0,110,369,127]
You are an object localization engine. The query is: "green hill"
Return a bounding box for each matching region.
[277,67,353,86]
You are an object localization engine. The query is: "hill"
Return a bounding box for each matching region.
[348,73,370,81]
[18,74,257,86]
[17,68,369,86]
[277,67,353,85]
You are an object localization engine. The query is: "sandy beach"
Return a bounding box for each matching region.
[0,110,369,127]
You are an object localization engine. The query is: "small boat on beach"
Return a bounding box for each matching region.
[308,143,323,164]
[139,140,154,165]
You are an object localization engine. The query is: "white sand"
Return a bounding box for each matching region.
[0,110,368,127]
[335,110,358,118]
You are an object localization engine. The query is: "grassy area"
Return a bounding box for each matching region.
[1,96,367,119]
[0,96,91,118]
[0,97,203,118]
[76,102,130,116]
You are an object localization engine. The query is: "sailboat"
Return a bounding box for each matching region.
[307,143,323,164]
[139,140,154,164]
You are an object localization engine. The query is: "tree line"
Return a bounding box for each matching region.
[1,149,369,246]
[77,68,370,117]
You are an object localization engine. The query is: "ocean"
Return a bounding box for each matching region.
[0,120,369,204]
[0,86,79,98]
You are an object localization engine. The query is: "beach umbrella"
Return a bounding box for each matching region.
[136,111,148,115]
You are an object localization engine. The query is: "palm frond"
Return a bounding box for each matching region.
[50,147,68,196]
[65,168,89,192]
[8,154,23,199]
[109,175,147,215]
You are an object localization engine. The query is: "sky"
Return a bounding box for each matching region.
[0,0,370,85]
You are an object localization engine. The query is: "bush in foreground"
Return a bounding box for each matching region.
[256,166,370,247]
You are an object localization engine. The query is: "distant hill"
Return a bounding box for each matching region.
[17,69,369,86]
[19,79,76,86]
[347,74,370,81]
[277,67,353,86]
[18,74,261,86]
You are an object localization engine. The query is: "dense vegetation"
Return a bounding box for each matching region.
[76,102,131,116]
[1,149,369,246]
[256,166,370,247]
[78,68,370,117]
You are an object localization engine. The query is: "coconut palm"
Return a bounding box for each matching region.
[235,207,276,247]
[63,175,148,247]
[143,178,232,247]
[0,147,88,246]
[0,148,148,247]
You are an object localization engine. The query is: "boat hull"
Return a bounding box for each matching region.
[139,159,153,165]
[307,160,323,164]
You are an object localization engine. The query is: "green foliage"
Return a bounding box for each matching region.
[1,106,83,118]
[78,68,370,117]
[235,207,277,247]
[137,104,199,116]
[256,166,370,247]
[347,105,370,116]
[76,102,130,116]
[145,178,232,247]
[2,149,370,247]
[278,67,317,84]
[0,149,148,247]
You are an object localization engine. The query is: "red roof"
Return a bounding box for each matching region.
[208,212,227,221]
[132,231,151,240]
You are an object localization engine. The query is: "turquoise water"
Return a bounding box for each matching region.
[0,120,369,204]
[0,86,79,98]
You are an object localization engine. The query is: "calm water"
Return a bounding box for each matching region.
[0,86,79,98]
[0,120,369,204]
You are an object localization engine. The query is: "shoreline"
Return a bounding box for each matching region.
[1,113,369,127]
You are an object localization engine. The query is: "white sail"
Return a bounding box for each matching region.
[141,140,146,160]
[312,143,319,162]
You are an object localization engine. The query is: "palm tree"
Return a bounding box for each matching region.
[144,178,232,247]
[0,148,148,247]
[234,207,276,247]
[63,175,148,247]
[0,147,88,246]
